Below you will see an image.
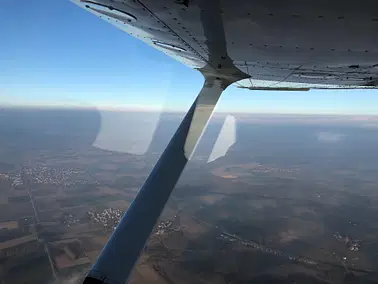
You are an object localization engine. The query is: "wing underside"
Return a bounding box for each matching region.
[72,0,378,90]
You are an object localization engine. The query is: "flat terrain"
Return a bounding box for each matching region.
[1,109,378,283]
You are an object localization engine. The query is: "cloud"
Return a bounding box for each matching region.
[316,131,345,142]
[361,123,378,129]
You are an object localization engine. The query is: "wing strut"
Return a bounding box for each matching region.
[83,74,234,284]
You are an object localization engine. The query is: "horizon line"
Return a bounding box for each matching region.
[1,105,378,117]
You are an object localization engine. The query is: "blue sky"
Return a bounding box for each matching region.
[1,0,378,114]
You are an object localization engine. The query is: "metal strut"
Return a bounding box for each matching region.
[83,75,233,284]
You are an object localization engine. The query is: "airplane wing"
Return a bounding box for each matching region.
[73,0,378,90]
[72,1,378,283]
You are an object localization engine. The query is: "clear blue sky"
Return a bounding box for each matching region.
[1,0,378,114]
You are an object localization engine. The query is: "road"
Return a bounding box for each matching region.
[21,168,58,282]
[219,231,376,274]
[220,232,318,265]
[191,215,375,275]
